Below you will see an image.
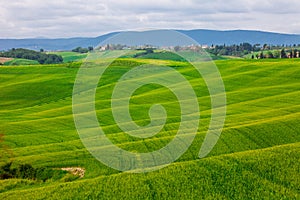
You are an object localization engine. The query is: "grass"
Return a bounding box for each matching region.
[53,51,88,63]
[4,59,39,66]
[1,144,299,199]
[0,57,299,199]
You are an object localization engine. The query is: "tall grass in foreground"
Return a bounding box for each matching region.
[0,58,299,199]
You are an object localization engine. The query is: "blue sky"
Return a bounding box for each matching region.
[0,0,299,38]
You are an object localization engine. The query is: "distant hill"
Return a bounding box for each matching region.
[0,29,299,51]
[0,32,118,51]
[179,29,300,46]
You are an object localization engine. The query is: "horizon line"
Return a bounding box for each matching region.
[0,28,299,40]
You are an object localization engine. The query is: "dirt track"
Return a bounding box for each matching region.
[61,167,85,178]
[0,57,13,64]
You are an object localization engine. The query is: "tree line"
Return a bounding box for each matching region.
[253,48,299,59]
[0,48,63,64]
[207,43,256,57]
[207,43,300,58]
[72,46,93,53]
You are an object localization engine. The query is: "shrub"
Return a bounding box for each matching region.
[0,162,66,182]
[0,162,15,179]
[72,47,89,54]
[17,164,36,179]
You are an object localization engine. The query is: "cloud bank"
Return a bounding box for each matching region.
[0,0,299,38]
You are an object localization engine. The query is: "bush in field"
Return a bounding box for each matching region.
[0,162,15,179]
[0,162,66,181]
[16,164,36,179]
[72,46,93,53]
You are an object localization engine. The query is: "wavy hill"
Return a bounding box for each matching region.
[0,58,299,199]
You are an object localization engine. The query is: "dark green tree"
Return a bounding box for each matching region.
[17,164,36,179]
[260,52,264,59]
[266,51,274,58]
[280,49,287,58]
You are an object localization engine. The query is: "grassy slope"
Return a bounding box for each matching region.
[53,52,88,63]
[1,52,86,65]
[1,143,299,199]
[0,58,299,199]
[131,50,228,61]
[4,58,39,66]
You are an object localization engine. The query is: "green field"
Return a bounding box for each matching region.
[4,58,39,66]
[53,51,88,63]
[0,52,86,66]
[0,57,299,199]
[124,50,229,61]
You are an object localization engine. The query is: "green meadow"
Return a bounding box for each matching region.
[3,58,39,66]
[0,56,299,199]
[53,51,88,63]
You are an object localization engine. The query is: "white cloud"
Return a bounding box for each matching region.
[0,0,299,38]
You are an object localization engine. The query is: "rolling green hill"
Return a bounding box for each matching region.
[3,58,39,66]
[53,51,88,63]
[127,50,229,61]
[0,58,299,199]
